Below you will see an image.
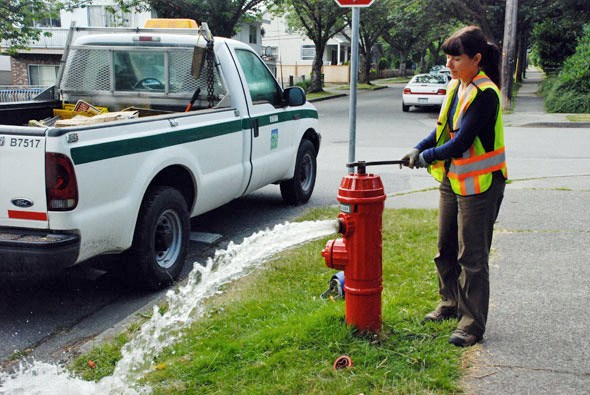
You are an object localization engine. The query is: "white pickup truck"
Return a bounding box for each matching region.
[0,20,320,289]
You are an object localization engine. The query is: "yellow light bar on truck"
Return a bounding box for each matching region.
[144,19,199,29]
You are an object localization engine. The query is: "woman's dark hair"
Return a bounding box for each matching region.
[442,26,501,87]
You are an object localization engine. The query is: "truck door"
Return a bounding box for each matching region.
[233,49,297,193]
[0,129,49,229]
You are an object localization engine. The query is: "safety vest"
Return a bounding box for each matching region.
[428,71,507,195]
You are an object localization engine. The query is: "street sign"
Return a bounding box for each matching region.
[335,0,374,7]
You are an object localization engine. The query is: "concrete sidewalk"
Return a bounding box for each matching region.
[389,68,590,394]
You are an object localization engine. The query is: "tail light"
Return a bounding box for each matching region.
[46,153,78,211]
[403,88,411,94]
[437,89,446,95]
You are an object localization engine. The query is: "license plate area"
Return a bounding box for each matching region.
[418,98,428,104]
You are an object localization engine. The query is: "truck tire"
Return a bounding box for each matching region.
[127,186,189,290]
[280,139,317,205]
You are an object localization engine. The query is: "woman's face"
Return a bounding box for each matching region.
[446,53,481,83]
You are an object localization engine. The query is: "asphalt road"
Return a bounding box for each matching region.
[3,83,584,368]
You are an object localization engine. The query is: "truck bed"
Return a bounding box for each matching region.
[0,100,62,127]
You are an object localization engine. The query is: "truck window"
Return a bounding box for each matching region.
[114,52,165,91]
[235,49,282,106]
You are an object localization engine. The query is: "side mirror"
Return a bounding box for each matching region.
[284,86,306,107]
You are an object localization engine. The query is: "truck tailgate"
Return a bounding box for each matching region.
[0,131,49,229]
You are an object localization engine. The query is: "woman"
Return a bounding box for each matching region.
[401,26,507,347]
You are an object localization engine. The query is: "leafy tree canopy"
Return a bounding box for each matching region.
[270,0,347,92]
[113,0,270,38]
[1,0,84,55]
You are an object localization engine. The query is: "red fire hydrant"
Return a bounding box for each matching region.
[321,165,386,334]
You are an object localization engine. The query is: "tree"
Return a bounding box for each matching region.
[113,0,269,38]
[438,0,501,42]
[341,0,397,84]
[382,1,433,76]
[0,0,83,56]
[529,0,590,73]
[272,0,347,93]
[542,23,590,113]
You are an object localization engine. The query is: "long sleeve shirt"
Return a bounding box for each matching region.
[415,88,499,164]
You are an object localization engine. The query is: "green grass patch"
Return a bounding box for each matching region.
[70,333,130,381]
[380,77,412,84]
[70,208,465,394]
[335,83,387,91]
[567,114,590,122]
[306,90,335,100]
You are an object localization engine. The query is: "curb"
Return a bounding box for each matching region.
[309,85,389,103]
[519,122,590,128]
[309,93,347,102]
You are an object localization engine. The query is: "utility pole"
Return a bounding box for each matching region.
[501,0,519,110]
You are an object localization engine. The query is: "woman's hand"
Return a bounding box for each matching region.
[400,148,420,168]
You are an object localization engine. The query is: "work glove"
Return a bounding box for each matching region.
[415,152,429,169]
[400,148,420,169]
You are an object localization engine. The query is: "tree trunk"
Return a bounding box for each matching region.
[398,50,407,76]
[515,34,528,82]
[310,42,325,93]
[359,52,371,84]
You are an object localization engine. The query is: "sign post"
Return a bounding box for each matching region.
[334,0,374,172]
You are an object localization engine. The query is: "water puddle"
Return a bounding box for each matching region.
[0,220,338,394]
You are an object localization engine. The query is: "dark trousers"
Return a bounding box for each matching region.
[434,172,505,337]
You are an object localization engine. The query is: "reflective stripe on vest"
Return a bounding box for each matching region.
[448,146,506,195]
[428,71,507,195]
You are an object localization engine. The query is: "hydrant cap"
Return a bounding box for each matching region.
[338,173,386,202]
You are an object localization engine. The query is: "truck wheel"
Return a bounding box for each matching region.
[127,186,189,290]
[280,139,317,205]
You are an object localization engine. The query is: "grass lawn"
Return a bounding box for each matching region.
[71,207,466,394]
[306,90,335,100]
[334,83,388,91]
[567,113,590,122]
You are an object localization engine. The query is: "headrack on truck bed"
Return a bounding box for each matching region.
[56,21,228,114]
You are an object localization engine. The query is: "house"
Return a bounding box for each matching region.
[261,13,351,86]
[1,1,265,89]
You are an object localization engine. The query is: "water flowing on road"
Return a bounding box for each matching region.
[0,220,339,395]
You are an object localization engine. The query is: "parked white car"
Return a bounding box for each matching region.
[402,73,448,112]
[436,67,452,81]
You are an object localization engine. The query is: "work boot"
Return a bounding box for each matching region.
[448,329,482,347]
[423,309,457,323]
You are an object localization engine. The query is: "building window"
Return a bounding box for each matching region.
[87,5,131,27]
[28,65,59,86]
[30,3,61,27]
[301,45,315,61]
[34,16,61,28]
[249,25,257,44]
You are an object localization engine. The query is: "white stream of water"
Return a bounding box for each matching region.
[0,220,339,395]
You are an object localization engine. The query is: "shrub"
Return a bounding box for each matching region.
[559,24,590,92]
[296,78,312,92]
[542,24,590,113]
